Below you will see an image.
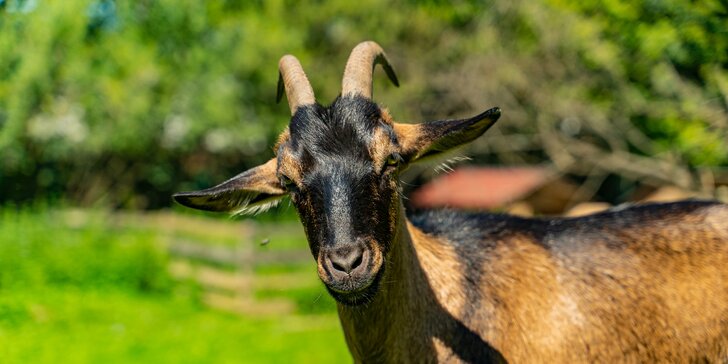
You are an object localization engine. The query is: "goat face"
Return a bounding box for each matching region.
[275,95,403,304]
[173,41,501,305]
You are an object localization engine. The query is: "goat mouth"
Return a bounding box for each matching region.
[325,268,384,306]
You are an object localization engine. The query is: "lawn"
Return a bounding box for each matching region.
[0,207,350,363]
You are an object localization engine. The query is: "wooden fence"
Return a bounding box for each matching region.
[62,210,320,316]
[167,238,317,316]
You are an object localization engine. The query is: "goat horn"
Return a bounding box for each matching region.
[277,55,316,115]
[341,41,399,98]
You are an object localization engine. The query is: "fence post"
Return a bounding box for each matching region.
[236,221,255,302]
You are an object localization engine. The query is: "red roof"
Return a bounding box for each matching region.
[411,166,549,209]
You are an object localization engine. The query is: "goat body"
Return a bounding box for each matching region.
[174,41,728,363]
[340,201,728,363]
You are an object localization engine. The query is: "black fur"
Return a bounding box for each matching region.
[409,200,722,255]
[280,95,399,302]
[287,96,389,160]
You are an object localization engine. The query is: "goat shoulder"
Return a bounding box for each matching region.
[407,200,728,362]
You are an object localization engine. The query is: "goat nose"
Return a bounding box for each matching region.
[327,245,365,275]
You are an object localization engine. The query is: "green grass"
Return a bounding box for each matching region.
[0,287,347,363]
[0,207,350,363]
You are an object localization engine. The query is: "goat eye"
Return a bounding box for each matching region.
[387,153,402,166]
[383,153,401,173]
[280,175,295,189]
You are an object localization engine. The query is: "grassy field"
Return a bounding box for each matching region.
[0,207,350,363]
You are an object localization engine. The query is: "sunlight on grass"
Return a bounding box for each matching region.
[0,288,347,363]
[0,207,349,363]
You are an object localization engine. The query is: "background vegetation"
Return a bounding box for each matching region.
[1,0,726,208]
[0,207,348,363]
[0,0,726,362]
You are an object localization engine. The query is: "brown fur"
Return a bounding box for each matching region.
[392,122,425,159]
[243,158,283,194]
[274,127,290,151]
[276,148,303,184]
[338,203,728,363]
[369,126,399,172]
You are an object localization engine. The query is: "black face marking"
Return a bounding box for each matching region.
[278,95,400,304]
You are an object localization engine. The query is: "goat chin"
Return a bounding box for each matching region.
[326,270,384,307]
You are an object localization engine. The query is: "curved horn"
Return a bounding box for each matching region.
[341,41,399,98]
[276,55,315,115]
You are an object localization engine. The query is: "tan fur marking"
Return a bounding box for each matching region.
[276,148,303,185]
[432,337,463,363]
[367,239,385,273]
[246,158,284,194]
[369,127,397,172]
[274,129,304,187]
[379,108,394,125]
[365,108,398,171]
[392,122,426,160]
[407,223,469,317]
[273,127,290,152]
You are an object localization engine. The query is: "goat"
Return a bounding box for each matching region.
[174,41,728,363]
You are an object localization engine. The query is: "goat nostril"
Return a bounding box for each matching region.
[351,253,363,270]
[328,246,365,275]
[331,260,346,273]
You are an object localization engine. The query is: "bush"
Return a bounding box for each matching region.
[0,0,725,207]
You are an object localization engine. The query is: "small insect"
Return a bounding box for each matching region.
[260,238,270,246]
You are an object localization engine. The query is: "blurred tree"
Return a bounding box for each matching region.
[0,0,725,208]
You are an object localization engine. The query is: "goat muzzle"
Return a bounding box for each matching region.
[317,240,383,297]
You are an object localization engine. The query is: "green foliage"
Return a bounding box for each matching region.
[546,0,728,165]
[0,0,726,206]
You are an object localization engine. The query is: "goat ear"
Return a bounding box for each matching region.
[393,107,501,163]
[173,159,286,215]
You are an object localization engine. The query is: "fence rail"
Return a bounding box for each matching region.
[61,210,320,316]
[168,239,311,267]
